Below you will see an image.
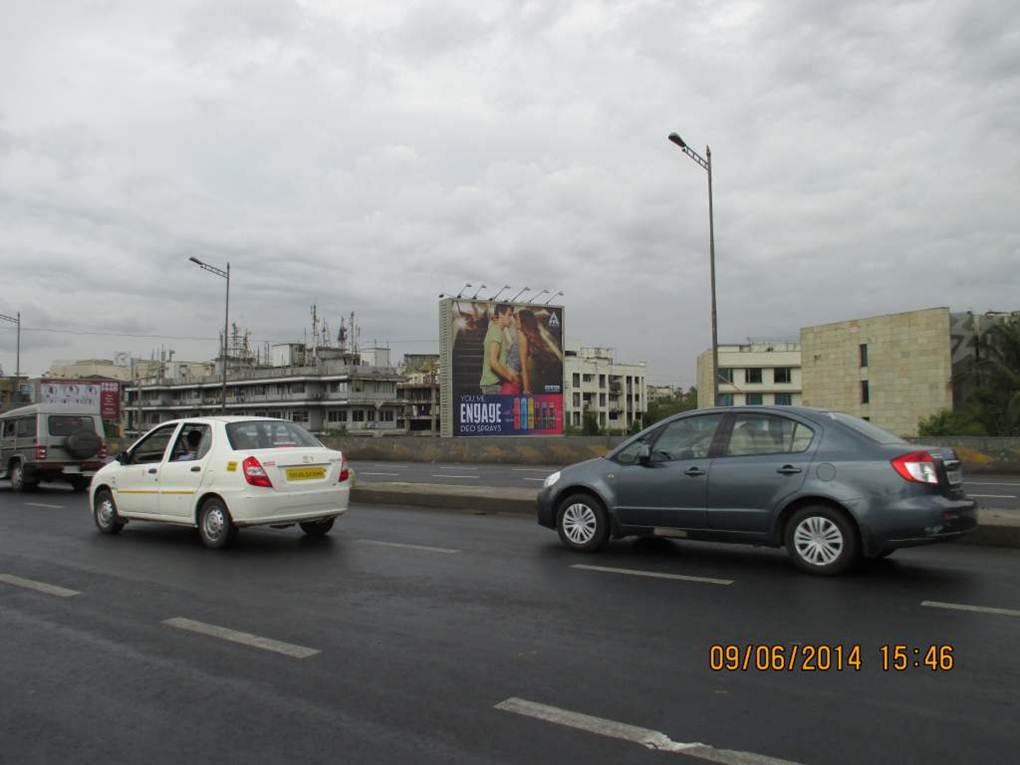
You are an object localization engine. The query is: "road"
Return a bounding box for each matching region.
[350,462,1020,510]
[2,485,1019,764]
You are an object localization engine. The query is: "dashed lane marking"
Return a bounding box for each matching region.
[0,574,79,598]
[25,502,66,509]
[571,564,733,586]
[431,474,479,479]
[162,617,320,658]
[921,600,1020,618]
[494,697,804,764]
[357,539,460,554]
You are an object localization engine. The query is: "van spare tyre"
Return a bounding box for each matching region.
[65,429,102,459]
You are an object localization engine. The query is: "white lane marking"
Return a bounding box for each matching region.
[438,465,478,470]
[357,539,459,554]
[0,573,79,598]
[359,472,401,477]
[512,468,556,472]
[495,698,804,764]
[25,502,66,509]
[969,494,1016,498]
[921,600,1020,618]
[965,481,1020,486]
[363,463,409,468]
[522,477,546,482]
[571,564,733,586]
[162,617,319,658]
[431,474,479,479]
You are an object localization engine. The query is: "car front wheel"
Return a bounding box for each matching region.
[785,506,859,575]
[556,494,610,552]
[198,499,236,549]
[10,462,35,493]
[93,489,124,535]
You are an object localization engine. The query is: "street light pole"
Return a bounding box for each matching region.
[668,132,720,406]
[188,257,230,413]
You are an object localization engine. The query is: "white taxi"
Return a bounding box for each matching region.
[90,417,350,548]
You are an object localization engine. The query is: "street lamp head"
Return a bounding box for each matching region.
[188,256,202,265]
[668,132,687,149]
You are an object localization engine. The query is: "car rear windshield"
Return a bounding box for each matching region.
[48,415,97,436]
[226,420,322,450]
[826,412,907,445]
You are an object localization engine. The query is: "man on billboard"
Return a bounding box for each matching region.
[479,303,519,394]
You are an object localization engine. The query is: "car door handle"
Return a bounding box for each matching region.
[684,467,706,477]
[777,465,802,475]
[190,466,201,473]
[147,468,157,475]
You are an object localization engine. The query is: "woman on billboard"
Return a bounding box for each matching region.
[479,303,519,394]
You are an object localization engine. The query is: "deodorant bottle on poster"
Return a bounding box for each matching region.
[528,398,535,430]
[519,398,527,431]
[514,399,521,430]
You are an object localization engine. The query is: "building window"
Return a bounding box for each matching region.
[746,368,762,384]
[774,367,792,384]
[573,392,580,408]
[599,374,606,388]
[352,410,365,422]
[366,409,377,421]
[582,374,594,383]
[292,410,309,423]
[859,344,868,368]
[599,393,606,407]
[861,380,870,404]
[572,373,580,387]
[717,394,734,406]
[746,393,763,405]
[381,410,394,422]
[717,368,733,383]
[774,393,792,406]
[327,410,348,423]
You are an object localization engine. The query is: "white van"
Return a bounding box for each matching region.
[0,403,107,491]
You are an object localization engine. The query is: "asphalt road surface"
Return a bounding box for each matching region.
[350,462,1020,511]
[2,484,1020,764]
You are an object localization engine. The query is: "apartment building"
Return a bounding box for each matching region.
[696,342,802,408]
[563,345,647,433]
[397,353,440,434]
[124,356,406,435]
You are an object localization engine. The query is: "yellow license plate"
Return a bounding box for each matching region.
[285,467,326,481]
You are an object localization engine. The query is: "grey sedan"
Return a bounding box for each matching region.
[537,406,977,574]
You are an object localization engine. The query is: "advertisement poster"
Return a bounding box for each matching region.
[447,299,564,436]
[100,381,121,421]
[38,379,120,421]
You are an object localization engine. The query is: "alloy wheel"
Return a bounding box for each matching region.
[561,503,598,545]
[793,516,844,566]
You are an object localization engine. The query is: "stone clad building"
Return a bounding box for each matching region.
[799,307,954,436]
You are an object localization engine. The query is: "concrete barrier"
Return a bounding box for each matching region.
[352,481,1020,549]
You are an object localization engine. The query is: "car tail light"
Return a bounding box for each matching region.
[35,444,47,460]
[891,451,939,484]
[339,454,349,483]
[242,456,273,488]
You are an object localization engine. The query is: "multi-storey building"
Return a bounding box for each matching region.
[397,354,440,434]
[696,342,802,408]
[123,354,406,435]
[563,345,647,433]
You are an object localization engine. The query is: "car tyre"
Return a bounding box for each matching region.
[198,498,236,549]
[556,493,610,552]
[300,517,335,537]
[69,476,90,493]
[785,505,859,575]
[9,461,36,493]
[93,488,124,535]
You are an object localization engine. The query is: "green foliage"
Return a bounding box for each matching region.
[645,386,698,426]
[946,317,1020,436]
[917,409,986,437]
[582,411,603,436]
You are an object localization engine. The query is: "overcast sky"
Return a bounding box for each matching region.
[2,0,1018,385]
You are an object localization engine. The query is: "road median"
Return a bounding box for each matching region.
[351,480,1020,549]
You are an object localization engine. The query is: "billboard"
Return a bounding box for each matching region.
[440,298,564,436]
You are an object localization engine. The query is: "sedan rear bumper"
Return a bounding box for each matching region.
[228,484,351,527]
[866,495,978,551]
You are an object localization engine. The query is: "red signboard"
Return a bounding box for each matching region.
[100,381,120,421]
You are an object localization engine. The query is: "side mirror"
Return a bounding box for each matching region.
[637,443,652,465]
[116,451,130,465]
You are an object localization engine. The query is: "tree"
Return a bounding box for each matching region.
[582,411,603,436]
[917,409,986,437]
[645,386,697,426]
[969,317,1020,436]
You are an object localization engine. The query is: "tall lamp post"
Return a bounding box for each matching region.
[188,257,230,413]
[668,131,719,406]
[0,311,19,402]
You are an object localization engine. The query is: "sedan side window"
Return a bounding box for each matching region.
[170,424,212,462]
[650,415,723,461]
[725,414,814,457]
[130,426,178,465]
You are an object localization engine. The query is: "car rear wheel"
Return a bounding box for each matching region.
[69,477,90,492]
[300,517,335,537]
[198,499,236,549]
[9,462,36,493]
[785,505,859,575]
[93,489,124,535]
[556,494,610,552]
